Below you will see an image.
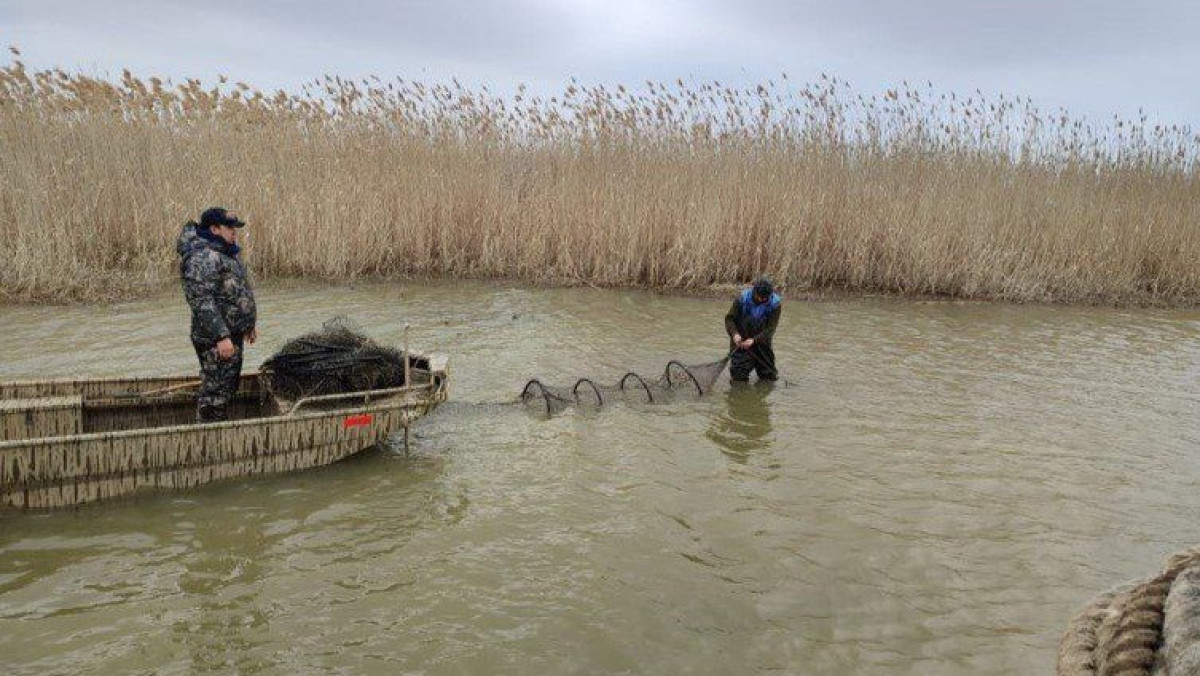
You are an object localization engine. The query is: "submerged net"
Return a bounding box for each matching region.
[259,317,407,401]
[519,357,730,415]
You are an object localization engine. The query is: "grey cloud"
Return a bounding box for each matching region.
[1,0,1196,123]
[710,1,1199,67]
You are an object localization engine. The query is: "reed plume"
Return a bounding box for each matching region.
[1,50,1196,305]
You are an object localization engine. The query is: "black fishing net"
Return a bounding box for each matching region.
[259,316,771,418]
[259,317,407,402]
[520,357,731,415]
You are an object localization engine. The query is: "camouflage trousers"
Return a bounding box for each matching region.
[193,335,243,422]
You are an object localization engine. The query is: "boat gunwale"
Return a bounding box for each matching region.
[0,376,447,451]
[0,364,434,391]
[0,350,447,392]
[0,372,253,391]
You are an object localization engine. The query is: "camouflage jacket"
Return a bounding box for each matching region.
[177,222,257,347]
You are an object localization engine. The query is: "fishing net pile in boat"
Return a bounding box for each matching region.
[520,357,730,415]
[260,317,407,401]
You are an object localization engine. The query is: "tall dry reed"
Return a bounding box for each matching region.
[1,48,1197,304]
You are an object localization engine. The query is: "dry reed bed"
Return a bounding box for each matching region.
[1,49,1197,305]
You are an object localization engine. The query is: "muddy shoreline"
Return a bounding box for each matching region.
[4,273,1198,309]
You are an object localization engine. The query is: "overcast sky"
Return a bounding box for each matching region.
[3,0,1198,125]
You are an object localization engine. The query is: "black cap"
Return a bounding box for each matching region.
[199,207,246,228]
[752,275,774,298]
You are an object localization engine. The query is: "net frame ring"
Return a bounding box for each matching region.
[618,372,654,403]
[572,378,604,406]
[520,379,554,415]
[664,360,704,395]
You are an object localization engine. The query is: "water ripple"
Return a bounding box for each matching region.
[3,283,1200,674]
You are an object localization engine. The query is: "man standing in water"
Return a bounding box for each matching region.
[177,207,258,422]
[725,276,781,382]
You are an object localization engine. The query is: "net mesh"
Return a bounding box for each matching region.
[259,317,407,401]
[259,317,749,417]
[519,358,730,415]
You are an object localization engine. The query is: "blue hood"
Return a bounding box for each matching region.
[739,288,781,324]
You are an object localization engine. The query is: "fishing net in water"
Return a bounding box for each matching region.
[259,317,407,401]
[520,357,730,415]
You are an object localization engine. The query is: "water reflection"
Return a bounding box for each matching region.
[173,510,272,673]
[706,381,775,461]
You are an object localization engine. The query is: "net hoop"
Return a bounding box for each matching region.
[572,378,604,405]
[664,360,704,395]
[619,372,655,403]
[520,379,554,415]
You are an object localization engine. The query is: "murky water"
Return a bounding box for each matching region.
[3,281,1200,675]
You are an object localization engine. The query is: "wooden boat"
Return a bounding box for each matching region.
[0,353,449,510]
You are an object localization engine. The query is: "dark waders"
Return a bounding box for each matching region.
[730,342,777,382]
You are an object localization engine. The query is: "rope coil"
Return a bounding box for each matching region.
[1058,546,1200,676]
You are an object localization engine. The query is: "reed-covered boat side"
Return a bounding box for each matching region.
[0,354,449,510]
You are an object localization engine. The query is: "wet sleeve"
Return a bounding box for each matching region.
[724,300,741,338]
[751,306,781,342]
[182,254,230,344]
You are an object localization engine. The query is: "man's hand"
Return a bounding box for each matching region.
[732,333,743,348]
[741,337,754,349]
[215,337,237,360]
[246,327,258,345]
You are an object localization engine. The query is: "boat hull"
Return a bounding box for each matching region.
[0,357,448,510]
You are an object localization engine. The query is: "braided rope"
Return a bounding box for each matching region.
[1162,565,1200,675]
[1058,547,1200,676]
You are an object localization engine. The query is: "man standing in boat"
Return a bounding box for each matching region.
[725,276,781,382]
[177,207,258,423]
